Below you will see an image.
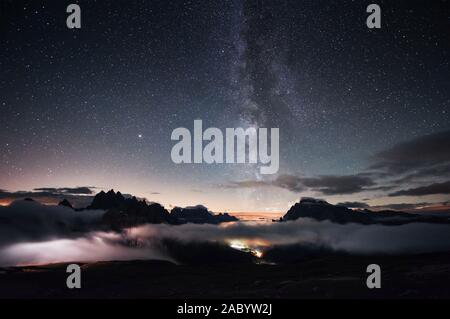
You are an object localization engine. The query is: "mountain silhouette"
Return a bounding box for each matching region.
[70,190,239,229]
[283,198,373,224]
[87,189,126,210]
[58,199,73,209]
[170,205,238,224]
[283,197,450,225]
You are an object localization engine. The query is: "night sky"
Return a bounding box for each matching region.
[1,0,449,212]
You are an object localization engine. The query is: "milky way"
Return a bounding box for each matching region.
[1,0,449,212]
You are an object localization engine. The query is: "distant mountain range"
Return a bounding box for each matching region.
[59,189,238,229]
[56,190,450,230]
[282,197,450,225]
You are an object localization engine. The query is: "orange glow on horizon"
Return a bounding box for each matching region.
[0,199,12,206]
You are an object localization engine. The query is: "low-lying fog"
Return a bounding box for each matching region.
[2,200,450,266]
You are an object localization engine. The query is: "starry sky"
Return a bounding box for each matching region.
[1,0,449,213]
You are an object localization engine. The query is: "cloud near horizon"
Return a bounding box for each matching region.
[222,130,450,205]
[336,201,370,209]
[388,181,450,197]
[224,173,375,195]
[369,129,450,181]
[0,187,97,207]
[32,187,96,195]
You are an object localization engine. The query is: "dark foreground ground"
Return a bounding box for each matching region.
[1,253,450,299]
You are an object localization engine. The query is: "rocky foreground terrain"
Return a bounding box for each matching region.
[1,253,450,299]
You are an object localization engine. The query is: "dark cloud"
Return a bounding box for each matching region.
[300,175,375,195]
[370,130,450,177]
[273,175,306,192]
[335,199,450,212]
[224,130,450,198]
[370,202,437,211]
[334,201,450,213]
[225,174,375,195]
[389,181,450,197]
[364,185,397,192]
[336,201,370,209]
[392,163,450,184]
[33,187,95,195]
[0,189,94,208]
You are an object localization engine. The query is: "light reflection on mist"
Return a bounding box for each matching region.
[0,232,174,267]
[228,239,264,258]
[2,218,450,267]
[104,220,450,258]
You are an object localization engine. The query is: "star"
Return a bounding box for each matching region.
[0,1,448,213]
